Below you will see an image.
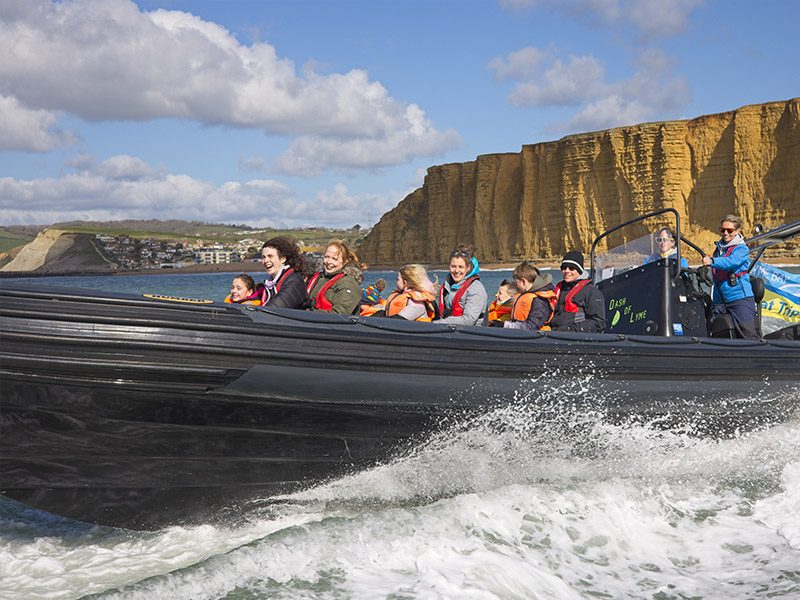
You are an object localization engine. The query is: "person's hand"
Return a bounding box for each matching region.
[702,256,713,267]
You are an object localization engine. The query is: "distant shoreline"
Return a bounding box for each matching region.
[2,257,798,279]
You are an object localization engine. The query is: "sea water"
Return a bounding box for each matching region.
[1,271,799,599]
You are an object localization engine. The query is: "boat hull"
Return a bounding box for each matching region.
[2,286,799,529]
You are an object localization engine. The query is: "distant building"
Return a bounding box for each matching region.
[195,248,239,264]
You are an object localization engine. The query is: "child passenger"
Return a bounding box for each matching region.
[224,273,263,305]
[504,261,557,331]
[486,279,519,326]
[384,264,437,321]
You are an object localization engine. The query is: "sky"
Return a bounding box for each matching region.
[1,0,798,229]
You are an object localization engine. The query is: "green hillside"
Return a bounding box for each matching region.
[4,220,369,251]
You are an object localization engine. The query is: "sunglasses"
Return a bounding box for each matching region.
[560,265,579,271]
[719,227,737,234]
[655,237,673,243]
[450,250,470,258]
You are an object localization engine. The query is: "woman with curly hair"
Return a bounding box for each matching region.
[259,236,309,309]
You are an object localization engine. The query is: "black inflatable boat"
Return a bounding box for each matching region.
[1,211,798,530]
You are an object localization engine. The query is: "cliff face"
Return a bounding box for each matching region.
[359,99,800,264]
[0,229,116,273]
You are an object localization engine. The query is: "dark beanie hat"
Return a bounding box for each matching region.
[560,250,584,273]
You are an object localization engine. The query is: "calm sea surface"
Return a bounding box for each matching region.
[1,268,799,599]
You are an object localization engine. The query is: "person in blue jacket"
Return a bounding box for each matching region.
[644,227,689,269]
[702,214,758,338]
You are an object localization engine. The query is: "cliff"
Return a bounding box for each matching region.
[359,99,800,264]
[0,229,117,273]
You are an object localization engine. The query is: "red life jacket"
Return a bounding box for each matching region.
[712,245,747,283]
[306,271,346,311]
[259,267,295,304]
[437,275,479,317]
[554,279,590,313]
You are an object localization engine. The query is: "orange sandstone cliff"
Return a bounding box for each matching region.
[359,99,800,265]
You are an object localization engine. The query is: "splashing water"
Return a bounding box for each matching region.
[1,380,799,600]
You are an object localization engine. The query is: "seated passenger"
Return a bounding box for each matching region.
[437,243,488,326]
[259,237,309,308]
[307,239,364,315]
[701,214,759,339]
[486,279,518,326]
[644,227,689,268]
[550,251,606,333]
[359,278,387,317]
[384,265,437,321]
[224,273,263,305]
[504,262,557,331]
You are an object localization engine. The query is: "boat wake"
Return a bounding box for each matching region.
[2,379,799,599]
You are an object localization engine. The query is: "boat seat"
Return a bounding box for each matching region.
[751,276,765,338]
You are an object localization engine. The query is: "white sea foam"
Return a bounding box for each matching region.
[1,388,799,600]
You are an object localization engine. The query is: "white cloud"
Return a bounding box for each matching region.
[492,45,689,133]
[507,55,606,107]
[0,94,75,151]
[275,105,462,177]
[0,155,403,229]
[488,46,549,81]
[0,0,460,168]
[498,0,703,37]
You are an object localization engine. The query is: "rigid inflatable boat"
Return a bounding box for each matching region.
[1,211,799,530]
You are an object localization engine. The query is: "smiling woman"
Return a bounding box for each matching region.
[258,236,308,308]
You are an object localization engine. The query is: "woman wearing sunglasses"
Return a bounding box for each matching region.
[644,227,689,269]
[436,243,488,326]
[701,214,758,338]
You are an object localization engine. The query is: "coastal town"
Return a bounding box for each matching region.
[93,233,262,270]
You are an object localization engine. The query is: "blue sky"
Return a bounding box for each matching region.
[1,0,798,228]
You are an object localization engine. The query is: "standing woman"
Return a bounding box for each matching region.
[384,264,437,321]
[259,236,309,308]
[307,239,365,315]
[701,214,758,338]
[437,243,488,326]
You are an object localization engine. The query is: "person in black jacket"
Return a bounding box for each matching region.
[550,251,605,333]
[259,237,309,309]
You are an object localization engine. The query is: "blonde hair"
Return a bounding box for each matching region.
[399,264,435,295]
[327,239,366,271]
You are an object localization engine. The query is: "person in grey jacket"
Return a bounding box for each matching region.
[437,243,488,326]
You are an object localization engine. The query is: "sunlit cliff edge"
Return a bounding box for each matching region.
[359,99,800,265]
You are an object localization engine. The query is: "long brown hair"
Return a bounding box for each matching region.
[262,236,309,277]
[327,239,367,271]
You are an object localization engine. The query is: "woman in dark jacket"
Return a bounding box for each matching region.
[259,236,309,309]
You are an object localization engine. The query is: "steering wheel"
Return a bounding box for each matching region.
[697,260,713,286]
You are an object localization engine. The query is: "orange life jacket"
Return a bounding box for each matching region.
[385,290,436,322]
[487,300,513,323]
[359,300,387,317]
[437,275,479,318]
[510,289,557,329]
[306,271,346,311]
[224,285,264,306]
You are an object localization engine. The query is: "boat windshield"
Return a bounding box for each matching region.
[594,213,685,282]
